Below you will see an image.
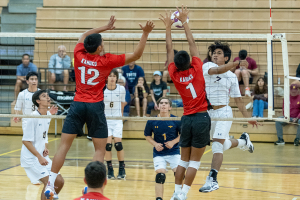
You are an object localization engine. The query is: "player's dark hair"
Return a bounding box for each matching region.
[136,77,149,96]
[239,50,248,60]
[32,90,47,109]
[22,53,30,59]
[157,97,172,107]
[174,49,178,55]
[209,41,231,64]
[26,71,39,80]
[84,34,102,53]
[85,161,106,188]
[254,77,268,95]
[174,50,190,71]
[109,69,119,83]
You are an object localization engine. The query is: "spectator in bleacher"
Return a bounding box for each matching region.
[252,77,268,118]
[275,84,300,146]
[163,49,178,83]
[14,54,37,100]
[147,71,167,116]
[233,50,258,97]
[118,76,131,117]
[48,45,71,91]
[132,77,149,117]
[122,61,145,94]
[203,48,212,64]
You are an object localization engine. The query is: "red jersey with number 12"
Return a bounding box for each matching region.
[73,43,125,103]
[168,56,210,115]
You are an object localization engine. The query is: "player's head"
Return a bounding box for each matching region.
[108,69,119,85]
[57,45,67,57]
[165,50,178,66]
[22,54,30,66]
[157,97,172,113]
[290,84,299,96]
[137,77,149,92]
[174,50,190,71]
[84,33,103,54]
[84,161,107,189]
[26,72,39,87]
[152,71,162,84]
[239,50,248,60]
[117,75,126,87]
[254,77,267,94]
[32,90,50,109]
[209,41,231,65]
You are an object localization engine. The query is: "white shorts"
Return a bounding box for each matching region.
[153,155,181,171]
[208,105,233,140]
[23,156,53,184]
[107,120,123,138]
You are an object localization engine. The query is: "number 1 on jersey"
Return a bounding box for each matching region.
[186,83,197,99]
[162,133,166,141]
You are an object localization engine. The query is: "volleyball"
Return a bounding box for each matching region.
[171,11,189,28]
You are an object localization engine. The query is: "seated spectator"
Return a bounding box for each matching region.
[74,161,110,200]
[163,50,178,83]
[203,48,212,64]
[233,50,258,97]
[48,45,71,91]
[14,54,37,100]
[252,77,268,118]
[117,76,131,117]
[122,61,145,94]
[132,77,149,117]
[147,71,167,116]
[275,84,300,146]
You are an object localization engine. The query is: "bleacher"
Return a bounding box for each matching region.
[2,0,300,142]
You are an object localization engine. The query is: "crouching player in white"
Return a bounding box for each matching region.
[199,41,259,193]
[144,97,181,200]
[21,90,64,200]
[104,69,127,180]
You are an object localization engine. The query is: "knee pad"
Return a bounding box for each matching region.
[223,139,232,152]
[188,161,201,170]
[155,173,166,184]
[212,141,223,154]
[106,143,112,151]
[178,160,189,169]
[114,142,123,151]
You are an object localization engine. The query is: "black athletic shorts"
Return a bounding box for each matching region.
[180,112,211,148]
[62,101,108,138]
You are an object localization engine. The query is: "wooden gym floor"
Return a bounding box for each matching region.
[0,135,300,200]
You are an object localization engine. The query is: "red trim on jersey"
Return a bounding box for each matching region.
[73,192,110,200]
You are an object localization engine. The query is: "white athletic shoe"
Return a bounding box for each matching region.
[174,192,187,200]
[239,132,254,153]
[199,176,219,193]
[87,136,92,140]
[44,182,55,200]
[53,193,59,199]
[170,192,180,200]
[245,89,251,97]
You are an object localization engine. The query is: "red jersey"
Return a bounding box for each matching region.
[73,43,125,103]
[74,192,110,200]
[168,56,210,115]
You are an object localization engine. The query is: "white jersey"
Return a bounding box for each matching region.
[21,110,51,167]
[202,62,241,106]
[15,88,40,115]
[104,84,126,117]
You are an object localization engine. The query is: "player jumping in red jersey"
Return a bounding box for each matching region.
[160,7,211,200]
[44,16,155,199]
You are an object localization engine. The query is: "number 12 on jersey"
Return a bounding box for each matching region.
[78,66,100,85]
[186,83,197,99]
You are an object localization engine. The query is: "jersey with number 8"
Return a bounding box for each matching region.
[74,43,125,103]
[168,56,211,115]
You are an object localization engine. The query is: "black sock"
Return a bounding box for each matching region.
[209,169,218,181]
[119,161,125,169]
[156,197,163,200]
[106,160,113,169]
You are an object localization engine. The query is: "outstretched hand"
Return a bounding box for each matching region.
[106,15,116,30]
[139,20,155,34]
[175,5,190,23]
[159,10,174,28]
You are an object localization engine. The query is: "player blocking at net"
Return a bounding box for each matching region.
[160,6,212,200]
[44,16,155,199]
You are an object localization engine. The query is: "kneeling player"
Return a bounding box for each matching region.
[21,90,64,200]
[104,69,127,179]
[144,97,181,200]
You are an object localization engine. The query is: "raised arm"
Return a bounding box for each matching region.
[159,11,174,66]
[77,15,116,44]
[124,21,155,65]
[175,5,199,58]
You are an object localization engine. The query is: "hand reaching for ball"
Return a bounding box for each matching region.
[175,5,190,23]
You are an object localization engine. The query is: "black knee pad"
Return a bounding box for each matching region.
[106,143,112,151]
[155,173,166,184]
[114,142,123,151]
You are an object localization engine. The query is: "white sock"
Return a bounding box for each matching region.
[237,139,246,148]
[182,184,191,195]
[175,184,182,193]
[49,172,58,187]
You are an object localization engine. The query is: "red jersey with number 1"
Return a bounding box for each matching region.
[73,43,125,103]
[168,56,210,115]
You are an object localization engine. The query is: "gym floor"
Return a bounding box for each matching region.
[0,135,300,200]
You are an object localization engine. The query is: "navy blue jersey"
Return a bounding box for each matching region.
[144,114,181,157]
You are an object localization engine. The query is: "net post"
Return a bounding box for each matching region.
[267,34,275,120]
